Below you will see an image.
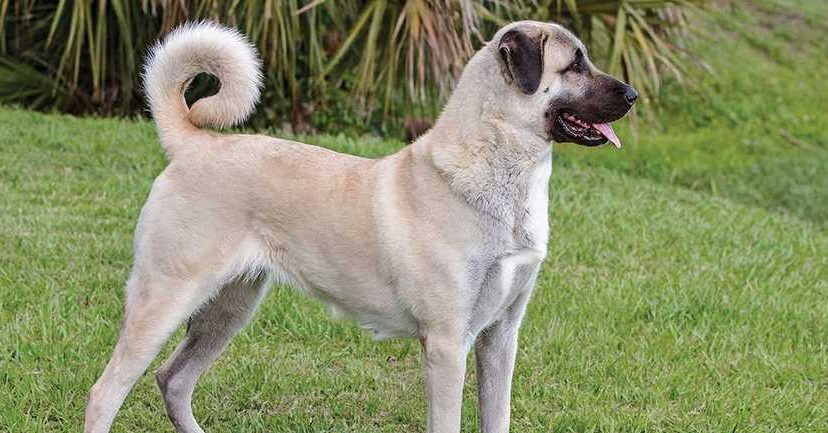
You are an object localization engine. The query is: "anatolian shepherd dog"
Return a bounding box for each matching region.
[84,20,636,433]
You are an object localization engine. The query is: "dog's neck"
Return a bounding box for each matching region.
[413,93,551,226]
[407,47,552,230]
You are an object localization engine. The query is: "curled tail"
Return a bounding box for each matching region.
[143,22,262,157]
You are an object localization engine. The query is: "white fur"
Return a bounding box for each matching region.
[143,22,263,155]
[525,151,552,252]
[496,153,552,313]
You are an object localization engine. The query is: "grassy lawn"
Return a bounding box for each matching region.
[2,1,828,432]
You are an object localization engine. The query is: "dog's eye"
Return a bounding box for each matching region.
[563,49,584,74]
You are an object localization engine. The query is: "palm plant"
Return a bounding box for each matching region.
[0,0,704,133]
[0,0,161,114]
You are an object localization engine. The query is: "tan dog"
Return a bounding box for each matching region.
[84,20,636,433]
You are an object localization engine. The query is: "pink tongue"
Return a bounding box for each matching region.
[592,123,621,149]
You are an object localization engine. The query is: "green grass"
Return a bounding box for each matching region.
[2,1,828,432]
[559,0,828,228]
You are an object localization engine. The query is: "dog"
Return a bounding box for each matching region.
[84,20,636,433]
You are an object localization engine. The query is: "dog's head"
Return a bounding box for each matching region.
[483,21,637,148]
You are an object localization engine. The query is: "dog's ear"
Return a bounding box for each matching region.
[498,29,543,95]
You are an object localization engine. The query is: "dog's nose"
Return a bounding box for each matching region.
[623,86,638,106]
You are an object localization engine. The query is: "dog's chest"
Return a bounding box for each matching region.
[498,151,551,286]
[467,153,551,335]
[515,151,552,251]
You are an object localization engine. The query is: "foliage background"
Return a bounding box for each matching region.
[0,0,697,135]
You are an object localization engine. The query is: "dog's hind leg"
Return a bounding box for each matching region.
[156,273,270,433]
[84,273,215,433]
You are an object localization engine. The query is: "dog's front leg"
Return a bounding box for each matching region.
[422,331,468,433]
[475,319,519,433]
[474,292,531,433]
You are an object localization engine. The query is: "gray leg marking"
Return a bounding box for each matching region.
[156,274,269,433]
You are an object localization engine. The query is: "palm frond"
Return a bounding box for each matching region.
[0,0,705,131]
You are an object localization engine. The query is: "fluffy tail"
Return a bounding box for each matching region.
[143,22,262,157]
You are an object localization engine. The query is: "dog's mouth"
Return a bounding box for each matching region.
[550,111,622,148]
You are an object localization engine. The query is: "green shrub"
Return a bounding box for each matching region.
[0,0,702,134]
